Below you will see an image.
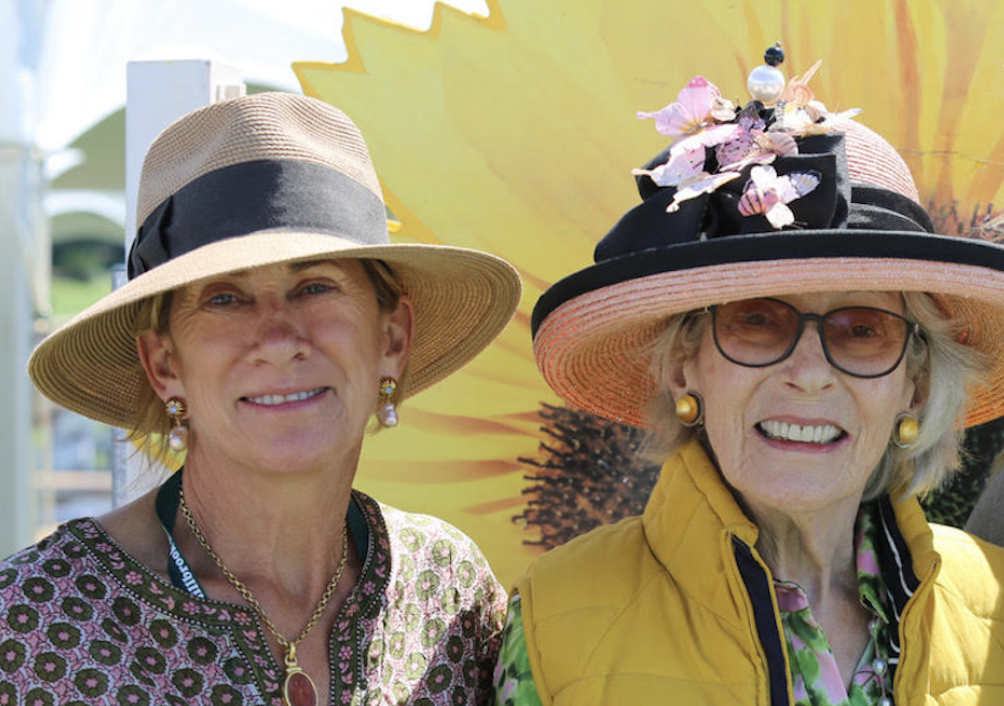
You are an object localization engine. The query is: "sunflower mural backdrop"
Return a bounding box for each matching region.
[294,0,1004,587]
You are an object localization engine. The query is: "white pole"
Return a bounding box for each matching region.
[114,60,244,506]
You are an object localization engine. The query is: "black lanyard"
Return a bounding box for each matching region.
[155,469,370,597]
[155,469,208,597]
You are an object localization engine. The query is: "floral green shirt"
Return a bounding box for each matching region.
[491,594,542,706]
[492,503,895,706]
[779,503,894,705]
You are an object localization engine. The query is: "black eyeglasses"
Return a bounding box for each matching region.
[708,298,918,379]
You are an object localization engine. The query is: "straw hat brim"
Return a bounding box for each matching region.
[30,230,521,428]
[533,230,1004,429]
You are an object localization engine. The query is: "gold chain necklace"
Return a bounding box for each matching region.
[178,485,348,706]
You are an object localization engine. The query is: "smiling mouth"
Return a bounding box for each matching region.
[756,420,846,445]
[245,388,327,406]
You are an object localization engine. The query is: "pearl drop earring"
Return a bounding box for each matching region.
[376,377,398,428]
[165,397,189,452]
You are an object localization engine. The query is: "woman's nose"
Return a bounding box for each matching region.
[781,321,836,391]
[250,299,310,363]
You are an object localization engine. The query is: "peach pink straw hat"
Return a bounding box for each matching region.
[29,92,521,428]
[532,75,1004,429]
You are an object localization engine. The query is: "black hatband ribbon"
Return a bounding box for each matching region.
[128,160,388,279]
[596,132,934,263]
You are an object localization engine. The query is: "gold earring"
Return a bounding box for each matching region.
[165,397,189,452]
[675,392,704,427]
[376,377,398,428]
[893,413,919,448]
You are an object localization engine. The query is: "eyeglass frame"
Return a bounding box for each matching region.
[706,297,921,379]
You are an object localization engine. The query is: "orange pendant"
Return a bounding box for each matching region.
[283,645,317,706]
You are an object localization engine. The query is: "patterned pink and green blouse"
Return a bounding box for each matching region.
[0,489,507,705]
[492,503,896,706]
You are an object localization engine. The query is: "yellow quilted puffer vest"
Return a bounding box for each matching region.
[515,440,1004,705]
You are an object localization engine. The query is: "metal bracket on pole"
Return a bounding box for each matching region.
[113,61,245,507]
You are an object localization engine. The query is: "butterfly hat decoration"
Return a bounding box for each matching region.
[631,50,858,230]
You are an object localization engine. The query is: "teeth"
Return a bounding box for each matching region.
[249,388,324,406]
[758,420,842,444]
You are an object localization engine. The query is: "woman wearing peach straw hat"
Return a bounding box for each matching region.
[0,92,520,705]
[493,48,1004,706]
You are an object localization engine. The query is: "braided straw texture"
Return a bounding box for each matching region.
[535,258,1004,429]
[841,120,920,202]
[137,93,382,226]
[30,234,520,428]
[534,119,1004,428]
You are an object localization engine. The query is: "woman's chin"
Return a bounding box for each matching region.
[195,425,365,477]
[725,454,868,518]
[740,471,865,519]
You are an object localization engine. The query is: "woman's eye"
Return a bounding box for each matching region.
[207,292,238,306]
[301,282,333,296]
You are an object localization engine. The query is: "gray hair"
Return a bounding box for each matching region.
[645,292,989,501]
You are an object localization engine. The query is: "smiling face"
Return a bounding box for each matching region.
[137,259,412,476]
[673,291,917,518]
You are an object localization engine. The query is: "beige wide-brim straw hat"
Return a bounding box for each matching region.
[29,92,521,428]
[532,117,1004,430]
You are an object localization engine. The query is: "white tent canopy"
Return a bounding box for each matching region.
[32,0,487,161]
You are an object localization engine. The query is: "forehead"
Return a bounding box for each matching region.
[170,259,364,305]
[226,258,356,278]
[187,258,360,285]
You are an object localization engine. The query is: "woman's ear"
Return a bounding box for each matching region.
[380,295,414,379]
[666,336,698,404]
[136,331,183,400]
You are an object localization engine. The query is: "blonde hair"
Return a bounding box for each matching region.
[645,292,989,500]
[127,258,406,463]
[127,290,176,465]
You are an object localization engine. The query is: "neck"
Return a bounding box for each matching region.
[746,494,861,604]
[176,443,357,600]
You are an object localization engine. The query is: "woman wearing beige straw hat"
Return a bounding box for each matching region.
[0,92,520,705]
[493,51,1004,706]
